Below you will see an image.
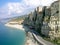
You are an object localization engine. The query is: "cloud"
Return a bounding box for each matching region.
[6,3,25,14]
[0,0,58,19]
[41,0,57,6]
[21,0,41,7]
[0,3,26,16]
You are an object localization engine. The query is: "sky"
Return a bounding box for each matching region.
[0,0,57,19]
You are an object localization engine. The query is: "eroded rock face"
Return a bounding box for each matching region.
[48,1,60,39]
[41,7,51,37]
[41,1,60,39]
[23,0,60,39]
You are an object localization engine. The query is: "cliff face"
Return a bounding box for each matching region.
[49,1,59,39]
[23,6,51,35]
[23,1,60,39]
[23,6,44,30]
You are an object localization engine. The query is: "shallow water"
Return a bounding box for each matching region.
[0,23,26,45]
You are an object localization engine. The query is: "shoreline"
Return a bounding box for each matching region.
[5,22,39,45]
[5,23,25,31]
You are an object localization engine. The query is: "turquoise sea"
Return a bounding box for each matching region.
[0,23,26,45]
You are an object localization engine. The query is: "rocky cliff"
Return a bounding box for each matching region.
[23,1,60,39]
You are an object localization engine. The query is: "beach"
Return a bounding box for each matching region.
[5,22,39,45]
[0,23,26,45]
[5,23,25,31]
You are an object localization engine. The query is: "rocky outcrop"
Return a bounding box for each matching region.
[48,1,60,39]
[23,6,51,36]
[23,0,60,39]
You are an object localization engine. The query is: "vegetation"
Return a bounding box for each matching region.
[10,15,27,22]
[10,1,59,45]
[43,37,60,45]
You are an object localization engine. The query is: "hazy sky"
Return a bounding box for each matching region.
[0,0,57,19]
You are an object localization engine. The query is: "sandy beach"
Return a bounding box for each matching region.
[5,23,25,31]
[5,22,39,45]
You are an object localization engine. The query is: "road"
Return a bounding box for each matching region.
[23,25,55,45]
[30,30,55,45]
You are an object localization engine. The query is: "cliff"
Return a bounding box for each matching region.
[23,1,60,40]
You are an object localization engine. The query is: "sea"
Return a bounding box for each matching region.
[0,20,26,45]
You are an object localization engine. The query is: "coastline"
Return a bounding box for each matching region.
[5,22,39,45]
[5,23,25,31]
